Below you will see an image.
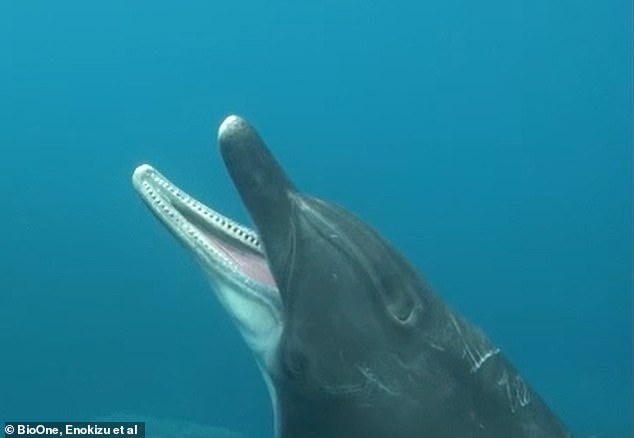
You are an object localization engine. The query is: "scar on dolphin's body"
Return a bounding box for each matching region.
[132,115,572,438]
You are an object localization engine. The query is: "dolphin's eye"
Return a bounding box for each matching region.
[387,292,421,327]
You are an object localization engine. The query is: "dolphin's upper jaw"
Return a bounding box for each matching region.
[131,164,283,366]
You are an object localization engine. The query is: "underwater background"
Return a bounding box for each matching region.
[0,0,632,437]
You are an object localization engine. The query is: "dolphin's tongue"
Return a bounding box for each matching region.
[218,115,296,290]
[201,229,277,288]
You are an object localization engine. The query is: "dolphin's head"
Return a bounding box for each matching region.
[133,115,572,438]
[217,116,431,394]
[132,115,437,434]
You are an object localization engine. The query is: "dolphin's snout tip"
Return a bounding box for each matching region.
[217,115,263,163]
[218,114,246,142]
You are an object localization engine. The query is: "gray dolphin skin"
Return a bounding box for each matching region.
[132,115,572,438]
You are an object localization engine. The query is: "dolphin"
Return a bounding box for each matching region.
[132,115,572,438]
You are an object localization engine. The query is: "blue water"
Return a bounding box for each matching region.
[0,1,631,437]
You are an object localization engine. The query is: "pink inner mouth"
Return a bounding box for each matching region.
[202,230,277,288]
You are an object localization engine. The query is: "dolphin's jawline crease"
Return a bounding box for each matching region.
[133,115,572,438]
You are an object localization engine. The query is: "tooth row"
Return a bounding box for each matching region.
[142,171,277,290]
[139,173,262,285]
[140,170,262,251]
[142,180,181,221]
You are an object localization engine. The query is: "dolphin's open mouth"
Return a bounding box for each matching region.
[132,115,574,438]
[132,164,277,290]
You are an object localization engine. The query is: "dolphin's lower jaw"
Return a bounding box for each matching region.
[131,164,283,369]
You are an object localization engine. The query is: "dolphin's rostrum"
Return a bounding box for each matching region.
[132,115,571,438]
